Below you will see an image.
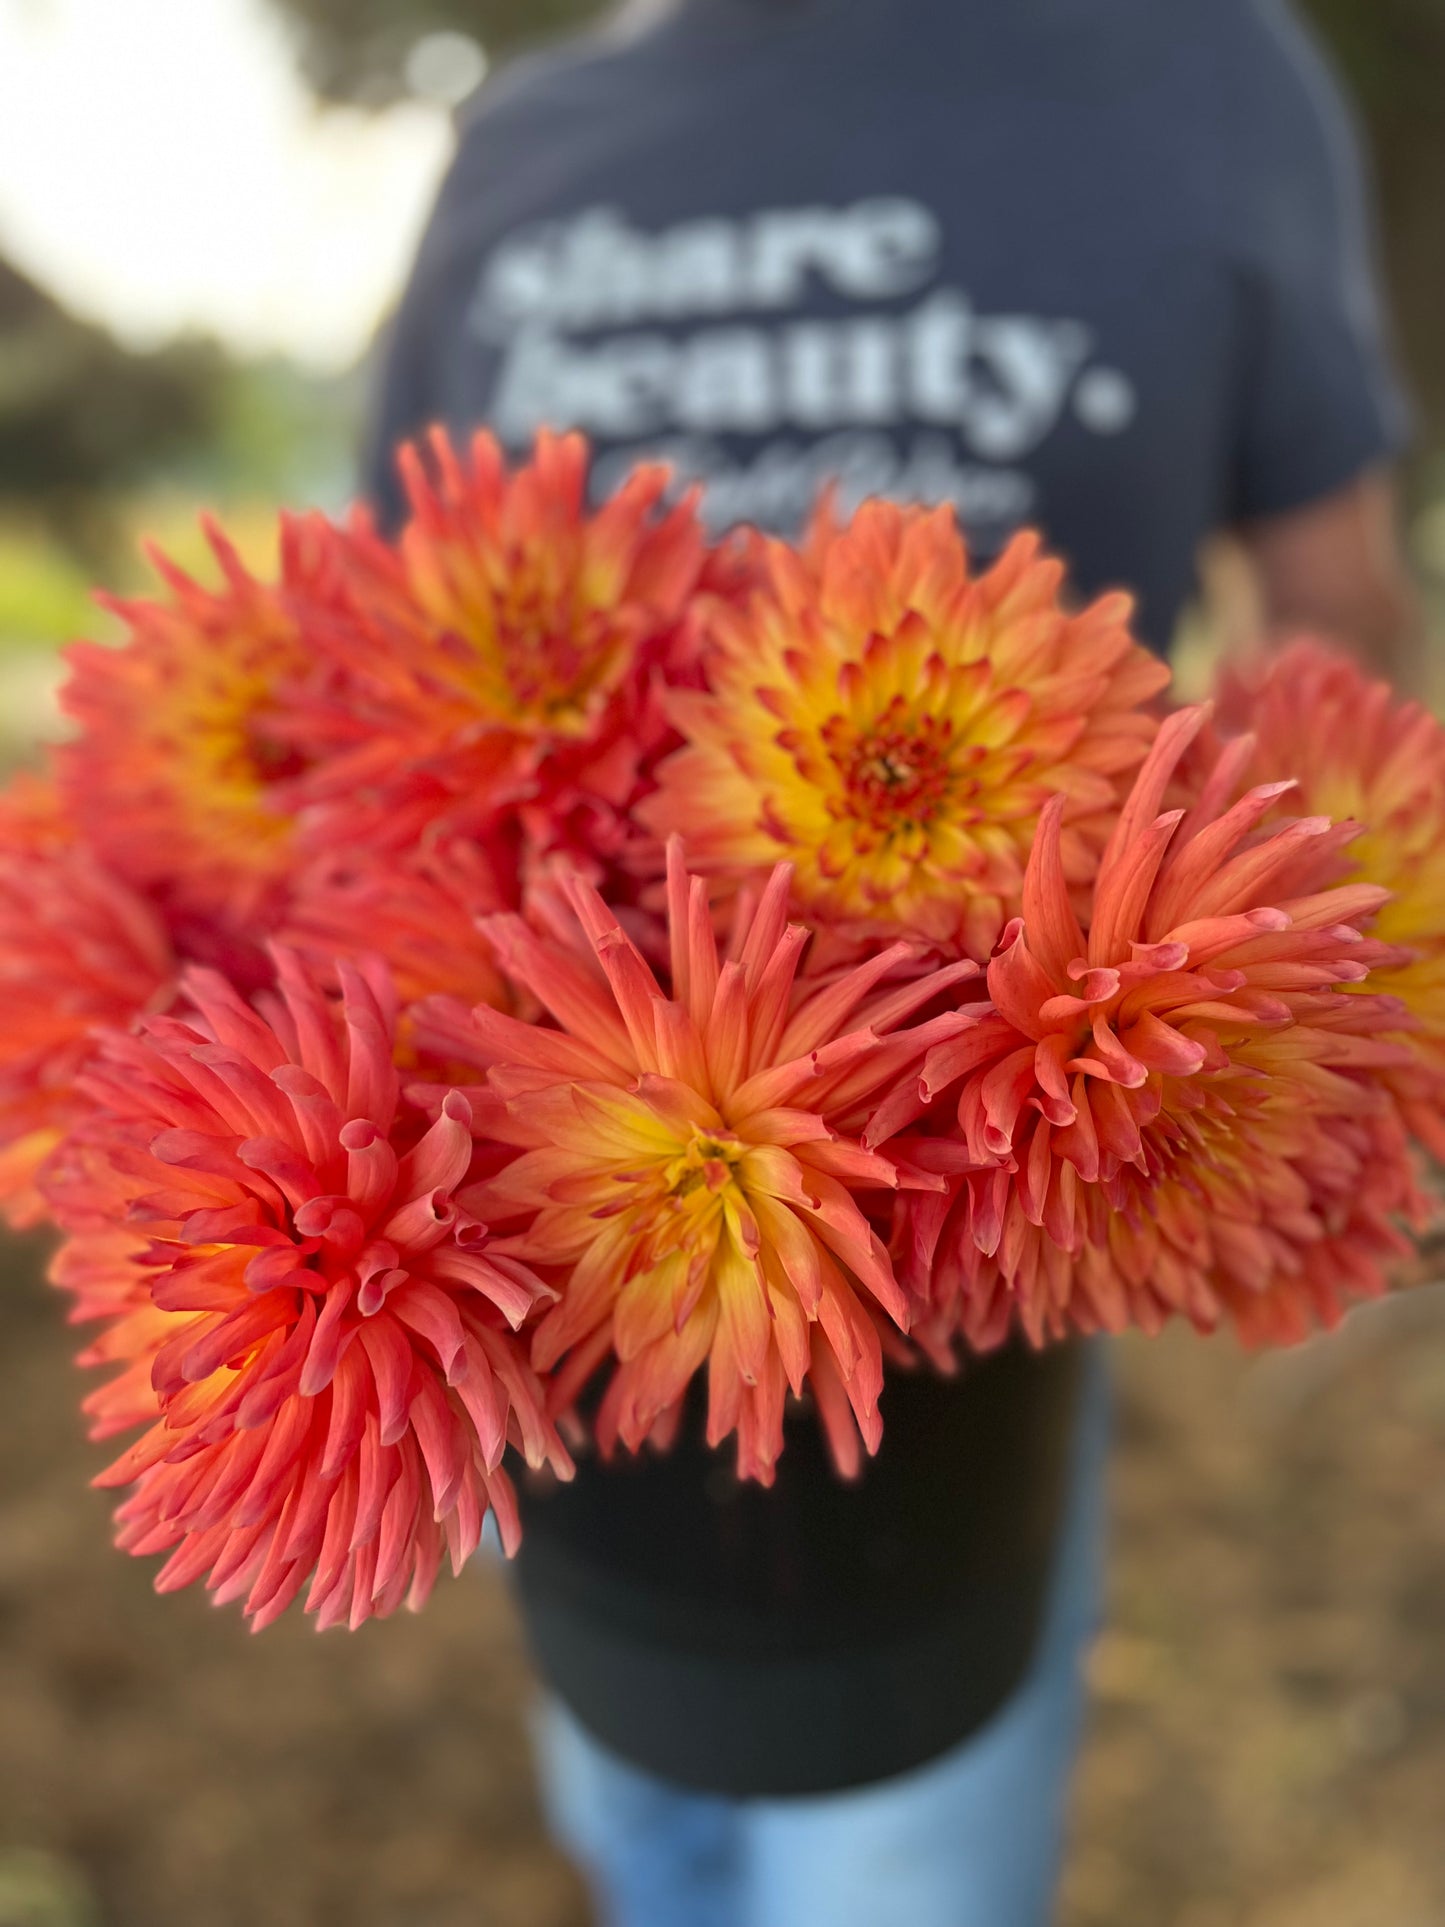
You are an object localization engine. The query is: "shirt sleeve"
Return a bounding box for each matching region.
[1226,0,1413,523]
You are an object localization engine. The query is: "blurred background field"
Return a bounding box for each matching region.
[1,2,1444,1922]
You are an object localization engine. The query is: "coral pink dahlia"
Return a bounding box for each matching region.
[45,950,569,1629]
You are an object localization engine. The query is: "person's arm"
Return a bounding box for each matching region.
[1237,465,1424,689]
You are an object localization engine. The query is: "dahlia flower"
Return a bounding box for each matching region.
[46,950,569,1630]
[293,429,705,874]
[1218,636,1445,1156]
[423,843,975,1482]
[641,500,1170,958]
[284,825,514,1009]
[58,515,338,934]
[0,773,175,1226]
[872,705,1418,1351]
[0,767,72,851]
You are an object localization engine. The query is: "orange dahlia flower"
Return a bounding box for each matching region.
[57,516,338,937]
[0,766,72,851]
[295,429,705,874]
[422,843,976,1483]
[1218,636,1445,1157]
[45,951,569,1630]
[283,827,513,1009]
[0,773,175,1226]
[641,500,1170,958]
[872,706,1418,1351]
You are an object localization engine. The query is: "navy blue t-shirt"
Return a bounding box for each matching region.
[370,0,1406,651]
[365,0,1407,1794]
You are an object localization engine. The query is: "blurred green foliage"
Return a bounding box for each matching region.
[0,523,93,650]
[0,260,226,538]
[0,255,353,553]
[0,1847,98,1927]
[1305,0,1445,126]
[0,252,355,687]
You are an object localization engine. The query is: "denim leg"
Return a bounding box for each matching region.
[740,1345,1112,1927]
[532,1697,742,1927]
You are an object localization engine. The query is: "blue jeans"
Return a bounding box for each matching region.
[532,1350,1111,1927]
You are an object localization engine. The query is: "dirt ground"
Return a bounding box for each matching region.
[2,1228,1444,1927]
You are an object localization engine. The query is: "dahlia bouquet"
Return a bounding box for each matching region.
[6,430,1442,1632]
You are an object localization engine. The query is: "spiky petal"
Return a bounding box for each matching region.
[642,499,1170,958]
[422,841,976,1483]
[873,705,1419,1351]
[1218,636,1445,1158]
[44,950,569,1631]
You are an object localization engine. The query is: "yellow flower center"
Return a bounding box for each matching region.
[497,572,605,723]
[662,1131,746,1206]
[166,658,310,857]
[428,556,632,737]
[610,1126,754,1284]
[821,698,963,835]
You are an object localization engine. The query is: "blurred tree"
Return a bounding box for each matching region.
[271,0,591,104]
[0,255,357,580]
[0,257,228,530]
[1302,0,1445,451]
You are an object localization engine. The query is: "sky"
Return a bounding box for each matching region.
[0,0,464,369]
